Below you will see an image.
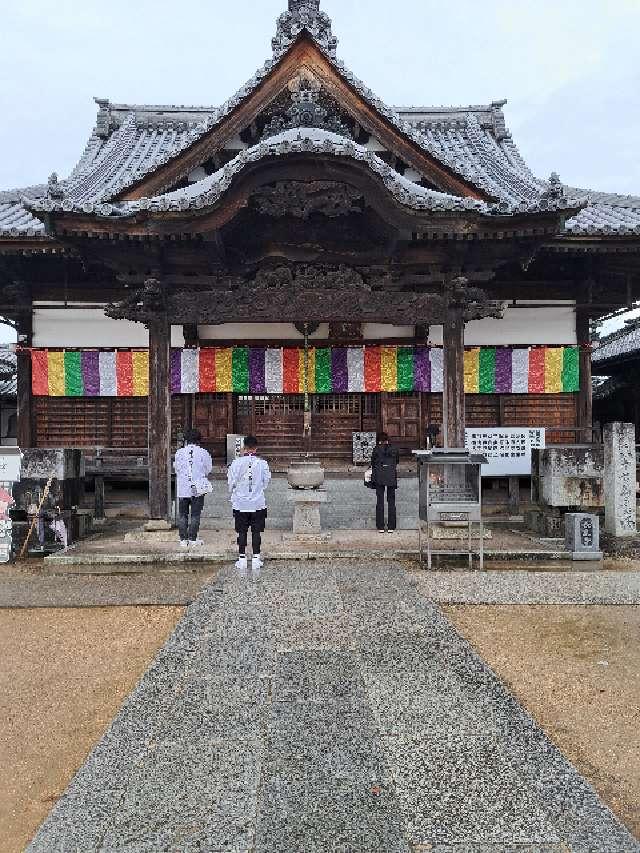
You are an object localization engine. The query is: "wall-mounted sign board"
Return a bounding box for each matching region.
[465,428,546,476]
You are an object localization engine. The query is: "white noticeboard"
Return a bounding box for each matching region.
[0,448,21,563]
[465,428,546,477]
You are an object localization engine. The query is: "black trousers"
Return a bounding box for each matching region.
[375,485,397,531]
[178,496,205,541]
[234,509,267,555]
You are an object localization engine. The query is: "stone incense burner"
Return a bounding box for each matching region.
[287,459,325,490]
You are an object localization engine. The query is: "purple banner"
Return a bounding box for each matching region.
[414,347,431,392]
[249,348,266,394]
[81,351,100,396]
[495,348,513,394]
[331,348,349,392]
[170,350,182,394]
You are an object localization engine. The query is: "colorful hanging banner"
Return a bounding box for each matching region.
[30,346,580,397]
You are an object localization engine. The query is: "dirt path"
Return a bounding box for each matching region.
[445,605,640,840]
[0,607,183,853]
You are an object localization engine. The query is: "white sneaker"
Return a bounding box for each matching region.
[179,540,189,549]
[189,539,205,548]
[235,556,248,573]
[252,555,264,573]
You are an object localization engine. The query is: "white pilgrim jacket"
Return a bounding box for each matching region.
[174,444,213,499]
[228,455,272,513]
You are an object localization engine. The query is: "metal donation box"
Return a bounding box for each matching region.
[413,449,488,570]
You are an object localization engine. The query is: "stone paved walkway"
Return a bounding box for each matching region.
[28,560,640,853]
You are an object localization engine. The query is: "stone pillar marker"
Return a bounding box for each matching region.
[604,422,637,538]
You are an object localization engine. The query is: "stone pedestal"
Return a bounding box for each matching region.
[565,513,603,561]
[287,489,327,534]
[604,422,637,538]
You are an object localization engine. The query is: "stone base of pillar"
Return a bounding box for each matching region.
[287,489,328,534]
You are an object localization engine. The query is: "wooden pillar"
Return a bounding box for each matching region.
[16,308,33,449]
[443,307,465,448]
[576,310,593,443]
[94,449,105,521]
[148,314,171,521]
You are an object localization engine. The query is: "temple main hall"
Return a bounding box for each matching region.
[1,0,639,519]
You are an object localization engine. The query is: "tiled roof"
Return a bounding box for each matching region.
[1,1,638,242]
[32,128,575,220]
[0,187,47,236]
[593,321,640,365]
[593,374,628,399]
[563,188,640,236]
[0,350,17,397]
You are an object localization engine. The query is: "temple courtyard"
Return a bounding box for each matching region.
[2,560,639,852]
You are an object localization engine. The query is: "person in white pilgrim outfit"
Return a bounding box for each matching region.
[227,436,271,577]
[174,429,213,548]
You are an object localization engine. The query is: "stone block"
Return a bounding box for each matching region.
[20,448,84,481]
[287,488,328,534]
[564,512,603,561]
[604,422,637,538]
[531,446,603,508]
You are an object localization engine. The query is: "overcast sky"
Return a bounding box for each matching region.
[1,0,639,195]
[0,0,638,341]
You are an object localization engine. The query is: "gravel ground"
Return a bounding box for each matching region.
[0,567,218,608]
[0,607,184,853]
[27,559,640,852]
[445,605,640,842]
[413,569,640,604]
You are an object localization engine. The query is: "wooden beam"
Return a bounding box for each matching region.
[576,310,593,442]
[443,306,465,448]
[148,314,171,521]
[16,302,33,449]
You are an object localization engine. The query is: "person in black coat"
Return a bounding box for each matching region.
[371,432,400,532]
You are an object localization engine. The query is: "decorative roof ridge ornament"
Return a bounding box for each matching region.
[261,77,353,140]
[272,0,338,59]
[46,172,64,201]
[540,171,566,202]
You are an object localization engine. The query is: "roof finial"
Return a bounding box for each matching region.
[47,172,64,200]
[548,171,564,199]
[273,0,337,59]
[289,0,320,10]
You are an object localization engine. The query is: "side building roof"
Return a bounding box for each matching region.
[593,319,640,369]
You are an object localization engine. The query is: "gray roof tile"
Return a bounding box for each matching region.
[593,322,640,364]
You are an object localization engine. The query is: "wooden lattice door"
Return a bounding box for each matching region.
[382,392,422,450]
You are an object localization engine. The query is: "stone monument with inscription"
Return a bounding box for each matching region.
[604,422,637,538]
[564,513,603,561]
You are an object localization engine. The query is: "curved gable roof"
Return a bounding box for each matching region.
[1,1,636,243]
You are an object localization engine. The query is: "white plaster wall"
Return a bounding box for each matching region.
[198,323,329,341]
[199,305,575,346]
[429,305,577,346]
[33,303,575,349]
[362,324,415,340]
[33,308,184,347]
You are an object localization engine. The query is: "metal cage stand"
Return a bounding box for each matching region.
[413,449,488,571]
